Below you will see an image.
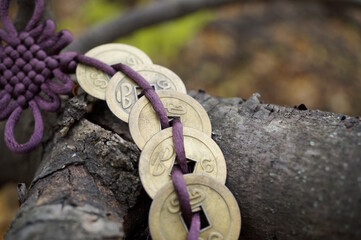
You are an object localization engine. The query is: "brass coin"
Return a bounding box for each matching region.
[149,175,241,240]
[76,43,153,100]
[129,90,211,149]
[106,65,187,123]
[139,127,226,198]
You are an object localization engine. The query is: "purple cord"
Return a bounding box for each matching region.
[188,212,201,240]
[82,64,201,239]
[5,100,43,153]
[104,66,200,238]
[102,65,200,238]
[172,119,201,239]
[108,65,200,238]
[112,63,170,130]
[172,119,188,173]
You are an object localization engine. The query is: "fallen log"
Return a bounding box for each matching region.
[4,91,361,240]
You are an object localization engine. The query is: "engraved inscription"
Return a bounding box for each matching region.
[157,79,172,90]
[165,103,187,116]
[90,72,107,89]
[168,188,206,213]
[151,145,175,176]
[116,83,133,109]
[149,102,187,116]
[200,158,215,173]
[126,55,142,65]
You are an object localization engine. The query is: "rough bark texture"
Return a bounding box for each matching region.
[4,91,361,240]
[1,0,361,187]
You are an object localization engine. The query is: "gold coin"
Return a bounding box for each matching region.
[149,174,241,240]
[106,65,187,123]
[139,127,226,198]
[76,43,153,100]
[129,90,211,149]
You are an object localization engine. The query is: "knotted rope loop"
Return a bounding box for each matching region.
[4,100,44,153]
[0,0,75,153]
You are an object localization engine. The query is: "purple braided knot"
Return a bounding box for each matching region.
[0,0,75,153]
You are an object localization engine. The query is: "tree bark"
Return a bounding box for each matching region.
[4,91,361,240]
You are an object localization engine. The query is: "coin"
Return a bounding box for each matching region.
[139,127,226,198]
[129,90,211,149]
[76,43,153,100]
[106,65,187,123]
[149,174,241,240]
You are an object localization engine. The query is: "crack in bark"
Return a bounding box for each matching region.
[30,161,84,189]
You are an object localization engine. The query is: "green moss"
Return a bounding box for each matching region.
[118,11,214,62]
[57,0,123,32]
[81,0,123,25]
[57,1,214,62]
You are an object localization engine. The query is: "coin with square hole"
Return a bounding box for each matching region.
[129,90,211,149]
[149,175,241,240]
[106,66,186,122]
[139,127,226,199]
[76,43,153,100]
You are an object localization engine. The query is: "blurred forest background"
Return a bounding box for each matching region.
[1,0,361,238]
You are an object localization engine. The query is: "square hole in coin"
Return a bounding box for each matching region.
[170,158,197,175]
[135,84,156,100]
[180,206,212,232]
[168,116,183,127]
[156,116,183,132]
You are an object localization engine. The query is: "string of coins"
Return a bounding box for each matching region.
[76,43,242,240]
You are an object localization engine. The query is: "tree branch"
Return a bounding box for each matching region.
[66,0,361,53]
[66,0,238,53]
[3,0,361,187]
[5,92,361,239]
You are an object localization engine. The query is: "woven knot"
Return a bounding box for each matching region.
[0,32,63,109]
[0,0,77,154]
[56,51,78,73]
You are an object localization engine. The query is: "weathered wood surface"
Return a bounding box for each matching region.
[4,91,361,240]
[1,0,361,185]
